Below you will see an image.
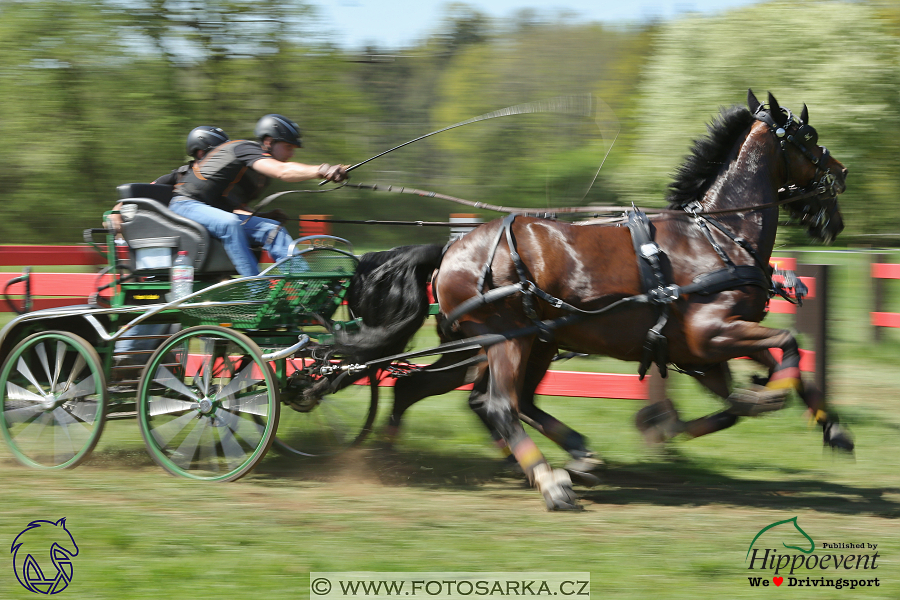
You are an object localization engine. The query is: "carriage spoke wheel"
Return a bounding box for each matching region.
[137,326,279,481]
[273,365,378,457]
[0,331,107,469]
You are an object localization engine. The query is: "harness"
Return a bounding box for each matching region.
[440,212,772,378]
[441,106,828,379]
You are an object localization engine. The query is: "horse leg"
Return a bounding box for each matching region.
[790,374,854,451]
[679,362,744,438]
[471,335,579,510]
[516,342,605,486]
[388,349,485,446]
[633,362,740,442]
[689,318,853,451]
[745,350,851,449]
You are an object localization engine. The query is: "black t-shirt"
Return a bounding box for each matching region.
[175,140,270,211]
[152,162,193,187]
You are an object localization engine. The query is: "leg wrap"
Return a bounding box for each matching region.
[767,346,802,392]
[510,437,546,484]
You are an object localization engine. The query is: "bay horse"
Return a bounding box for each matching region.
[341,90,849,510]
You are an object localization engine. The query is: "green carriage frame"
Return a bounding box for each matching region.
[0,228,381,481]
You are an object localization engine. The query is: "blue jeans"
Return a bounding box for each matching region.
[168,197,292,276]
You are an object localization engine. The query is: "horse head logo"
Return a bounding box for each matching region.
[11,518,79,594]
[746,516,814,560]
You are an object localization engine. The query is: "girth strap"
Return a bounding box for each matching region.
[627,209,668,293]
[626,208,674,379]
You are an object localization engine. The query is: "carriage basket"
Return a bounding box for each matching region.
[178,247,358,329]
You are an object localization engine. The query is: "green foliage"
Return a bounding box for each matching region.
[0,1,898,247]
[615,1,900,242]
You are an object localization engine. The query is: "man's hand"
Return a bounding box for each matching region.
[317,163,349,183]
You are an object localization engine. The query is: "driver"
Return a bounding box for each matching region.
[169,114,348,276]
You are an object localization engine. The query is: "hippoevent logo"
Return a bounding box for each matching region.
[10,518,79,594]
[745,517,880,590]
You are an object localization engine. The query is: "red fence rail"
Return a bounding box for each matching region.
[872,254,900,336]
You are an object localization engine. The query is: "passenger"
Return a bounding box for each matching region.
[106,126,230,234]
[114,126,231,364]
[169,114,348,276]
[154,126,230,186]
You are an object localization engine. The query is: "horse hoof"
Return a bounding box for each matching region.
[564,455,605,488]
[635,399,683,444]
[824,422,854,453]
[534,464,581,511]
[726,385,787,417]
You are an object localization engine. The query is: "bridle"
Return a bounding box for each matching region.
[751,104,842,233]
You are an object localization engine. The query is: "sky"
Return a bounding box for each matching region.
[317,0,768,49]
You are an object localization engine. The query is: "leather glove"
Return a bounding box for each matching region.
[259,208,291,224]
[317,163,349,183]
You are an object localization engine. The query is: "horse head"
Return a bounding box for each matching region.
[748,89,847,244]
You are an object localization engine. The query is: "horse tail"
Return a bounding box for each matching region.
[337,244,443,363]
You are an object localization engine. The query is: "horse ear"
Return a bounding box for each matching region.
[748,89,761,113]
[55,517,67,527]
[768,92,786,126]
[800,103,809,124]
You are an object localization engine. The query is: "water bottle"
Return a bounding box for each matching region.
[170,250,194,300]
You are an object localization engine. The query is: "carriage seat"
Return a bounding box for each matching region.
[116,183,238,276]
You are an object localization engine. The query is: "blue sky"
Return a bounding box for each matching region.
[317,0,768,49]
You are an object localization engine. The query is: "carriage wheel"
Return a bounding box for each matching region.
[273,365,379,457]
[0,331,107,469]
[137,326,279,482]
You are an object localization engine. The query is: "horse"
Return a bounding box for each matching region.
[341,90,850,510]
[340,246,602,481]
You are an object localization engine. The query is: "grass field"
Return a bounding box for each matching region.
[0,249,899,599]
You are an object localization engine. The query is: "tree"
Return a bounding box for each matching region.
[614,1,900,241]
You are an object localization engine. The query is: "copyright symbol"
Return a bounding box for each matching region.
[312,578,332,595]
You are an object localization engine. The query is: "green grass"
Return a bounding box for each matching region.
[1,250,899,599]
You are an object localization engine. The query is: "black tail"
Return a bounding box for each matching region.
[337,244,443,363]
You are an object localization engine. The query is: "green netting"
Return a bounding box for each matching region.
[179,248,358,329]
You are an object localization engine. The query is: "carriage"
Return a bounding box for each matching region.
[0,182,385,481]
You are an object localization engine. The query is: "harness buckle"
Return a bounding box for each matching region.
[685,201,702,216]
[649,285,680,304]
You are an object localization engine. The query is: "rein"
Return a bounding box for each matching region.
[322,181,821,222]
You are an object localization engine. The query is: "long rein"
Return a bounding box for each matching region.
[290,180,822,230]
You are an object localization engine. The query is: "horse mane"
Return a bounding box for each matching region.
[666,105,757,208]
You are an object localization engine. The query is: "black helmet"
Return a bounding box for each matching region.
[255,114,302,147]
[186,126,229,158]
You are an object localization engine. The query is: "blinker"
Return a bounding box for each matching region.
[796,124,818,146]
